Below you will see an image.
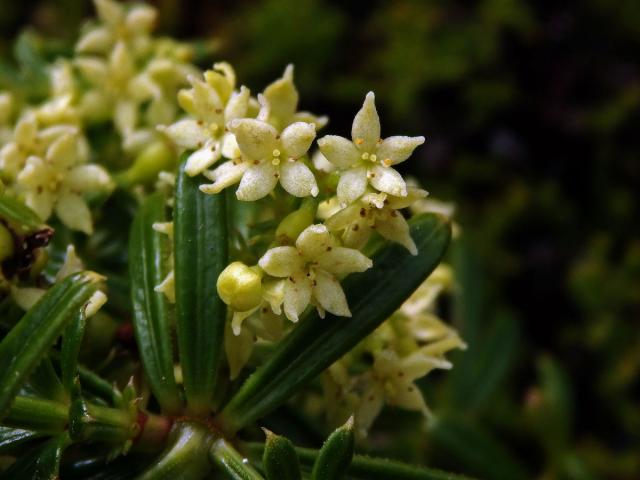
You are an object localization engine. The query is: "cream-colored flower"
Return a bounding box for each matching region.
[258,224,372,322]
[261,65,327,131]
[159,63,249,176]
[318,92,424,206]
[201,116,318,201]
[355,350,444,434]
[325,188,428,254]
[76,0,156,58]
[13,128,112,234]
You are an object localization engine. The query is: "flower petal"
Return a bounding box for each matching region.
[369,164,407,197]
[55,193,93,234]
[65,165,112,193]
[317,135,359,169]
[387,187,428,209]
[376,210,417,255]
[279,160,318,198]
[24,190,54,221]
[224,86,250,122]
[313,269,351,317]
[356,383,385,435]
[185,144,221,176]
[46,133,78,170]
[280,122,315,159]
[351,92,380,152]
[283,273,312,322]
[263,64,298,128]
[258,246,303,278]
[199,160,247,194]
[316,247,372,275]
[389,383,428,412]
[376,136,425,166]
[295,224,337,260]
[337,166,367,206]
[235,162,278,201]
[229,118,277,161]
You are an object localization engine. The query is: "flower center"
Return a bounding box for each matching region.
[361,152,377,163]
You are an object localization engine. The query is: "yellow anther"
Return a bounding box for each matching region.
[272,158,280,166]
[361,152,369,160]
[355,138,364,145]
[383,158,392,166]
[369,154,377,162]
[272,149,281,157]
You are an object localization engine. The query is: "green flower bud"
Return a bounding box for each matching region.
[217,261,263,312]
[275,198,318,245]
[117,140,176,187]
[0,223,14,262]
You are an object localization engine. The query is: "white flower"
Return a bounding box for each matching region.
[201,117,318,200]
[325,188,428,255]
[318,92,424,206]
[258,224,372,322]
[261,64,328,131]
[159,63,249,176]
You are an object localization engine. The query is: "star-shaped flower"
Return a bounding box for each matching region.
[258,224,372,322]
[325,188,428,255]
[200,116,318,201]
[318,92,425,206]
[160,63,250,176]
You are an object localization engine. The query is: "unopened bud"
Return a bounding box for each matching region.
[217,262,263,312]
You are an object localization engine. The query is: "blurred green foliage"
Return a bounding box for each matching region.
[1,0,639,478]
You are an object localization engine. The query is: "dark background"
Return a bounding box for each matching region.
[1,1,639,478]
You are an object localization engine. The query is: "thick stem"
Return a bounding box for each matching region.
[3,396,67,433]
[210,438,264,480]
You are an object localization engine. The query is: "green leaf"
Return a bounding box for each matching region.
[210,437,264,480]
[138,422,214,480]
[217,213,451,432]
[2,396,68,433]
[0,427,41,454]
[34,433,71,480]
[0,194,45,233]
[262,429,302,480]
[174,157,228,414]
[61,311,85,393]
[28,357,67,403]
[129,192,182,414]
[0,271,103,419]
[311,417,354,480]
[245,443,474,480]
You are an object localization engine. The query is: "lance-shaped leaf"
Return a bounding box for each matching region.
[311,417,355,480]
[262,429,302,480]
[34,433,71,480]
[244,442,475,480]
[0,427,42,454]
[0,271,103,419]
[129,192,182,414]
[217,213,451,432]
[174,157,228,414]
[61,311,85,393]
[0,194,45,232]
[28,357,67,403]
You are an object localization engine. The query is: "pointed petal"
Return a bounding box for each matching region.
[224,86,250,122]
[199,160,247,194]
[356,383,385,435]
[280,122,315,159]
[24,190,54,221]
[125,4,157,33]
[258,246,303,278]
[159,119,210,150]
[279,160,318,197]
[376,136,425,166]
[317,135,359,169]
[351,92,380,152]
[46,133,78,170]
[325,204,361,231]
[313,269,351,317]
[55,193,93,234]
[376,210,417,255]
[369,164,407,197]
[263,64,298,127]
[283,273,312,322]
[295,224,337,260]
[220,132,241,159]
[229,118,278,161]
[337,166,367,206]
[401,351,439,380]
[185,144,221,176]
[316,247,372,275]
[65,165,113,193]
[76,27,112,54]
[235,162,278,201]
[95,0,125,26]
[390,383,428,412]
[387,187,428,209]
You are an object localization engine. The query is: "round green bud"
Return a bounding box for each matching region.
[0,223,15,262]
[217,261,263,312]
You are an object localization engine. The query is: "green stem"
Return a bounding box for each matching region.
[68,398,136,444]
[210,438,264,480]
[138,421,214,480]
[3,396,67,433]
